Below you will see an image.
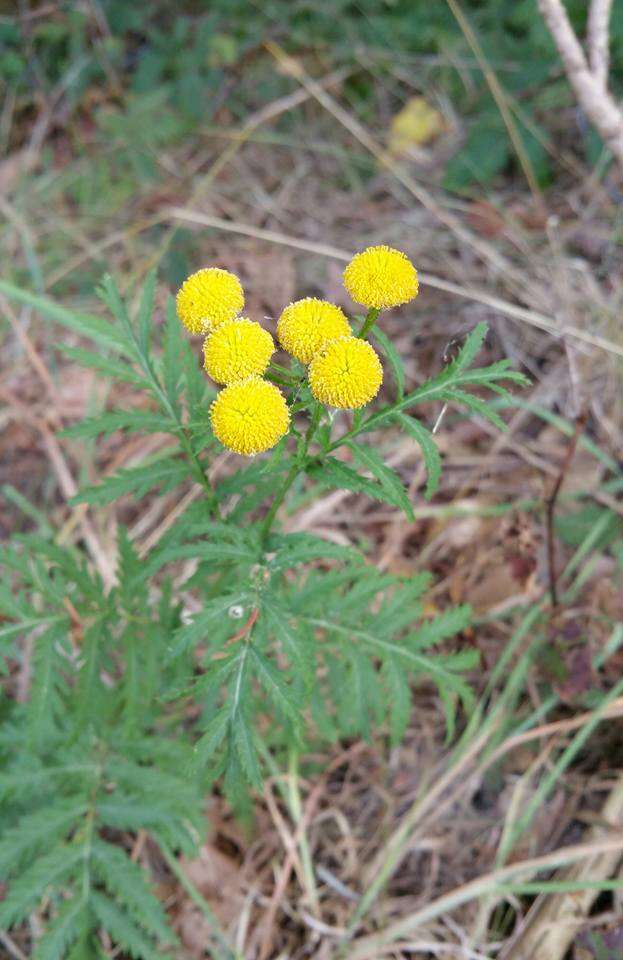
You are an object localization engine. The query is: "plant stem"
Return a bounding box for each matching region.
[357,307,380,339]
[179,429,223,520]
[260,402,322,544]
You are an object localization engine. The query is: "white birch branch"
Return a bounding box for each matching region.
[587,0,613,88]
[538,0,623,166]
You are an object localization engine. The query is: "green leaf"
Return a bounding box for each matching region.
[29,624,64,744]
[232,714,262,790]
[443,388,508,430]
[58,346,147,386]
[0,279,130,353]
[169,593,253,658]
[406,605,473,650]
[92,839,175,944]
[383,656,411,746]
[250,647,301,729]
[33,896,85,960]
[0,844,83,927]
[395,413,442,499]
[263,600,316,690]
[372,327,404,401]
[61,409,175,440]
[266,532,360,571]
[0,800,86,875]
[348,441,414,519]
[144,540,257,577]
[192,708,231,768]
[90,892,164,960]
[308,456,409,511]
[161,298,184,414]
[72,456,188,506]
[137,270,156,358]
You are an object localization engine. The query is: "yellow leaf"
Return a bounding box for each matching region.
[388,97,445,155]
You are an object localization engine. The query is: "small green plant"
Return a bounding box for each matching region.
[0,248,527,958]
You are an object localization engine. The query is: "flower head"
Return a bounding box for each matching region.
[277,298,351,364]
[343,245,418,310]
[210,376,290,456]
[203,318,274,385]
[308,337,383,409]
[176,267,244,334]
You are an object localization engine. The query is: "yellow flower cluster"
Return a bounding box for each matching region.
[343,245,418,310]
[175,246,417,453]
[176,267,287,456]
[308,337,383,409]
[277,298,351,364]
[210,377,290,456]
[203,317,274,385]
[176,268,244,334]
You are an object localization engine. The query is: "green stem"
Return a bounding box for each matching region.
[357,307,380,339]
[179,429,222,520]
[260,402,323,544]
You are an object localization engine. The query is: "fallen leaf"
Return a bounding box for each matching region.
[388,97,445,156]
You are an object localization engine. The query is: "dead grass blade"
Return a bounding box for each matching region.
[167,206,623,360]
[344,836,623,960]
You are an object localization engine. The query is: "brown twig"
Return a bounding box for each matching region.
[545,411,588,608]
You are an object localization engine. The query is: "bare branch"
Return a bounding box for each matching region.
[588,0,613,88]
[538,0,623,167]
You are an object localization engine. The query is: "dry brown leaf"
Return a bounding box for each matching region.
[176,843,245,955]
[387,97,446,156]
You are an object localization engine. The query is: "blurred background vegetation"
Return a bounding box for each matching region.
[3,0,622,297]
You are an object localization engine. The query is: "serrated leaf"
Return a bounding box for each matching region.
[144,540,257,577]
[406,604,472,650]
[92,839,175,944]
[263,600,315,690]
[0,844,83,927]
[0,800,86,875]
[395,412,442,499]
[33,896,84,960]
[443,387,508,430]
[450,322,489,373]
[90,892,164,960]
[250,647,301,729]
[372,327,404,401]
[58,346,147,386]
[308,456,408,510]
[266,532,360,571]
[169,593,252,658]
[29,624,63,744]
[162,299,184,415]
[137,270,156,358]
[232,714,262,789]
[383,656,412,746]
[0,280,130,353]
[348,441,414,519]
[61,409,175,440]
[72,456,188,507]
[192,708,231,768]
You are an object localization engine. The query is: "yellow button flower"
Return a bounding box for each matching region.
[176,267,244,334]
[308,337,383,409]
[277,298,351,364]
[203,318,274,385]
[343,245,418,310]
[210,377,290,456]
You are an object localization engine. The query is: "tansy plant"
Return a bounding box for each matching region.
[0,246,527,958]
